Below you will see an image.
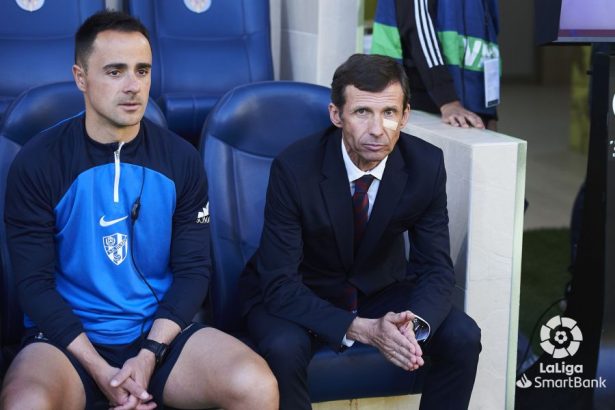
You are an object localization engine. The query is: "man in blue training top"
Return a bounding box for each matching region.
[0,10,278,410]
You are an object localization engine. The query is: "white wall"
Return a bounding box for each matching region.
[272,0,363,85]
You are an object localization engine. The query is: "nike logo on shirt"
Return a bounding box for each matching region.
[99,215,128,227]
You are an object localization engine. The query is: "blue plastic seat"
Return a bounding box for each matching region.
[0,81,167,376]
[129,0,274,148]
[0,0,104,121]
[201,81,423,402]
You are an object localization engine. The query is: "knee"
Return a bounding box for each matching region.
[225,354,279,409]
[1,381,54,410]
[434,311,482,361]
[456,315,482,356]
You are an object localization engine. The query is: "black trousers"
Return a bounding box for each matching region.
[246,281,482,410]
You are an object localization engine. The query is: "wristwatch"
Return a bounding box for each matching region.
[412,318,430,342]
[141,339,168,365]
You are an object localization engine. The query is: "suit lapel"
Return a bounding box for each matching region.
[320,129,354,271]
[354,145,408,267]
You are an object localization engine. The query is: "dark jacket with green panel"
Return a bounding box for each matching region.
[372,0,499,117]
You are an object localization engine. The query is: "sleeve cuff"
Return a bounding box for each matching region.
[154,306,189,331]
[55,323,84,349]
[341,334,356,348]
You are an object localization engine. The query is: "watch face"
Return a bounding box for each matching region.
[412,319,429,342]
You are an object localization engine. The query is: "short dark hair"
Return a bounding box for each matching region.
[330,54,410,111]
[75,10,150,69]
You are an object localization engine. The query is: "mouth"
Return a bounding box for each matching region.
[363,143,386,152]
[119,102,142,111]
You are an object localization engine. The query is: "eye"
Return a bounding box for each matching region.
[355,108,368,116]
[107,69,121,77]
[137,68,150,76]
[384,109,395,117]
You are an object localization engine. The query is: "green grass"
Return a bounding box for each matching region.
[518,228,572,352]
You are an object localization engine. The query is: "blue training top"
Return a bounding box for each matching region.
[5,115,211,347]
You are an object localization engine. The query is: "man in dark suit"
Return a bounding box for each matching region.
[240,54,481,410]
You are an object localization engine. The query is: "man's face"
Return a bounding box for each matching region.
[329,82,410,171]
[73,30,152,141]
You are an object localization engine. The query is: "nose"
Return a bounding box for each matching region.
[123,72,141,94]
[368,114,385,137]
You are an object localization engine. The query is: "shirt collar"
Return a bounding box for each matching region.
[341,137,388,183]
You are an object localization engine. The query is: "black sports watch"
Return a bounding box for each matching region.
[141,339,168,365]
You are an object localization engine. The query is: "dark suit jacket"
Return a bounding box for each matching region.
[239,126,455,348]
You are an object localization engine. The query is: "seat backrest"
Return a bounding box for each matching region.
[0,81,167,348]
[0,0,104,118]
[201,81,332,332]
[128,0,273,99]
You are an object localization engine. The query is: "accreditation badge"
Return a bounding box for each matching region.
[484,57,500,108]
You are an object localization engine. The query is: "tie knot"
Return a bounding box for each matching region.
[354,175,374,194]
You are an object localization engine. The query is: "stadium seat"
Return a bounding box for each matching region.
[201,81,424,402]
[129,0,274,148]
[0,0,104,122]
[0,81,167,378]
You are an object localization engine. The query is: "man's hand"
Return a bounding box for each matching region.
[108,350,158,410]
[346,312,424,371]
[105,318,180,409]
[90,362,154,410]
[440,101,485,129]
[67,333,154,409]
[398,316,423,364]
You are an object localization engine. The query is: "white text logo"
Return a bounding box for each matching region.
[196,203,210,224]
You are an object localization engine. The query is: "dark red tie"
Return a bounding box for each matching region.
[352,174,375,248]
[339,175,374,313]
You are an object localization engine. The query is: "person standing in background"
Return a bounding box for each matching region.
[372,0,500,130]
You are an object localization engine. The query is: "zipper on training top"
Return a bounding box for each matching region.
[113,142,125,203]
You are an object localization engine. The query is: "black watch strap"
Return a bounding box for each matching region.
[141,339,168,364]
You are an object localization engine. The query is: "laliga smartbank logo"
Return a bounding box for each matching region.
[539,315,583,359]
[516,316,607,389]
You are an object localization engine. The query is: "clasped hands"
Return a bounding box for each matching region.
[347,311,424,371]
[95,350,158,410]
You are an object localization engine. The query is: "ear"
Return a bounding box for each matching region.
[399,103,411,129]
[328,103,343,128]
[73,64,87,92]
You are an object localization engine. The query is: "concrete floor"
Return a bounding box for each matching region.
[498,83,587,230]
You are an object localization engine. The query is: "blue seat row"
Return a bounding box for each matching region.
[129,0,274,147]
[0,80,424,402]
[0,0,104,121]
[0,0,273,147]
